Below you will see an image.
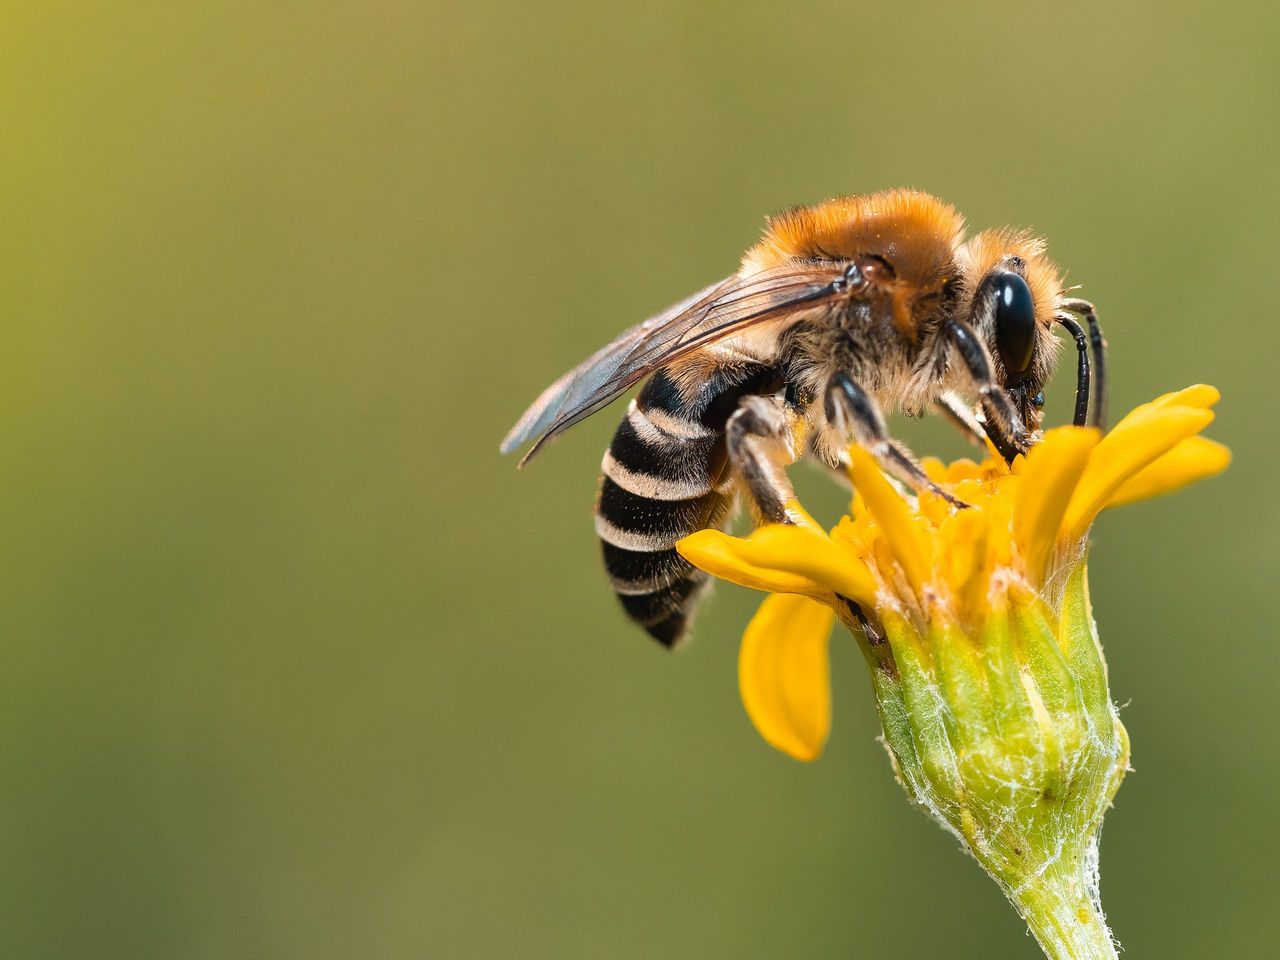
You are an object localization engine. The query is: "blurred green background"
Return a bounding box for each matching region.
[0,1,1274,957]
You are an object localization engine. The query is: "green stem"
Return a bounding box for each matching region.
[1005,841,1118,960]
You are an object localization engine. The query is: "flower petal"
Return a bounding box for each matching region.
[1107,383,1220,434]
[1013,426,1100,582]
[1144,383,1220,414]
[782,497,824,531]
[1106,436,1231,508]
[739,593,835,761]
[1062,405,1216,542]
[747,525,879,609]
[939,507,990,620]
[677,529,829,598]
[847,445,933,596]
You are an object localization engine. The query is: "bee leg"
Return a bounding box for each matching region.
[1060,298,1107,430]
[944,319,1032,464]
[934,392,990,449]
[725,395,805,525]
[825,373,969,510]
[809,438,853,491]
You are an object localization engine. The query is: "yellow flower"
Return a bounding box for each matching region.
[679,384,1228,761]
[677,385,1229,960]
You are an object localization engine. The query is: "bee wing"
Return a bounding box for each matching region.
[501,262,853,464]
[499,276,732,458]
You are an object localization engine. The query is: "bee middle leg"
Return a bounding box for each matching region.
[725,394,806,526]
[825,372,969,510]
[934,392,990,449]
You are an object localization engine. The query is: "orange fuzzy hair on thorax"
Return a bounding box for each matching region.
[741,190,966,291]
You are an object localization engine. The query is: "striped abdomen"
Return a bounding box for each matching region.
[596,365,782,647]
[596,386,731,645]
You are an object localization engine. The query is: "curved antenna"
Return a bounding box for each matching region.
[1054,314,1091,427]
[1060,298,1107,430]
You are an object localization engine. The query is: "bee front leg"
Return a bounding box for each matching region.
[943,319,1032,464]
[725,395,806,526]
[825,373,969,510]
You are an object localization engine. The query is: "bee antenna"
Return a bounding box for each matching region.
[1060,298,1107,430]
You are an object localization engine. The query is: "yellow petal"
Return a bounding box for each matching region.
[1108,383,1221,434]
[920,456,948,483]
[739,593,835,761]
[1106,436,1231,508]
[1146,383,1221,413]
[1062,406,1216,542]
[847,445,933,596]
[781,497,824,531]
[746,525,880,609]
[950,458,986,481]
[1013,427,1101,583]
[677,529,829,598]
[984,485,1015,572]
[939,507,990,620]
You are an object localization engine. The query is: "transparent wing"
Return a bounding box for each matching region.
[499,277,731,457]
[501,262,856,464]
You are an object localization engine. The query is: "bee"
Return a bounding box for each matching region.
[502,190,1106,647]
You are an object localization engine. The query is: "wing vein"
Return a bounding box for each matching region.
[502,263,855,464]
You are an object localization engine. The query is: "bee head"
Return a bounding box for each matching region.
[957,229,1064,430]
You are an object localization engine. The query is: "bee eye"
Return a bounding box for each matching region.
[992,272,1037,378]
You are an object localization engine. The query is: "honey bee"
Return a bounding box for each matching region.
[502,190,1106,647]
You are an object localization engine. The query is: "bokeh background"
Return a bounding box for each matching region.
[1,1,1275,957]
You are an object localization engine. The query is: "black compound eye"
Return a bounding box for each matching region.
[992,272,1037,378]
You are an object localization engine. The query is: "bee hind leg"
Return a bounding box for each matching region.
[825,372,969,510]
[725,395,806,525]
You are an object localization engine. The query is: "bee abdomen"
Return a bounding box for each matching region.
[596,400,732,647]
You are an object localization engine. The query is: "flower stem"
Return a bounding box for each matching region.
[1005,843,1118,960]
